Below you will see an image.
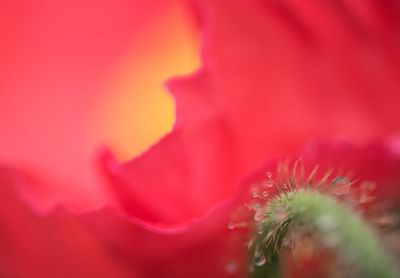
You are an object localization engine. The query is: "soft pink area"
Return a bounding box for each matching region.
[0,0,196,208]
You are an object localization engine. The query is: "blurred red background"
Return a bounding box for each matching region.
[0,0,199,208]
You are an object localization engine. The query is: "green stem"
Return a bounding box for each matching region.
[251,191,398,278]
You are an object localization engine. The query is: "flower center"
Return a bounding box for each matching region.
[228,159,399,277]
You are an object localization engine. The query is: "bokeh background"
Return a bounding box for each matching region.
[0,0,198,208]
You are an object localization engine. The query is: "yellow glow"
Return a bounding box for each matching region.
[94,4,199,160]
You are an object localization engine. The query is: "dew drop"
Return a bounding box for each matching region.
[262,191,269,197]
[332,176,350,186]
[228,221,235,230]
[266,172,272,179]
[265,180,274,188]
[252,191,258,198]
[254,251,267,266]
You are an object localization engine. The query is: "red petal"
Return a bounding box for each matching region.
[0,166,135,277]
[100,123,240,224]
[177,0,400,169]
[83,199,245,278]
[0,165,245,277]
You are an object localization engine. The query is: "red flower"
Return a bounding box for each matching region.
[1,0,400,277]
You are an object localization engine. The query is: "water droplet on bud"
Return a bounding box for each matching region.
[332,176,350,186]
[262,191,269,197]
[331,176,351,195]
[266,172,272,179]
[265,180,274,188]
[228,221,235,230]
